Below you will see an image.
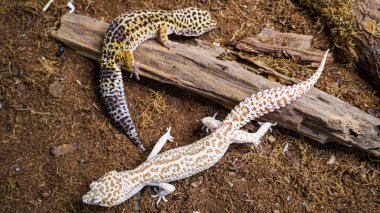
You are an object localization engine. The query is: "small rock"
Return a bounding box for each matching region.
[78,159,85,164]
[191,181,200,188]
[114,134,123,141]
[268,135,276,142]
[41,191,51,197]
[51,143,79,156]
[228,171,236,176]
[286,195,293,203]
[11,164,22,173]
[212,42,220,46]
[49,79,64,98]
[273,210,280,213]
[326,154,336,165]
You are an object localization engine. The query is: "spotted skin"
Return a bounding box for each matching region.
[100,8,217,152]
[84,51,329,207]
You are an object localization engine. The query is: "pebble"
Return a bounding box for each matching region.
[51,143,79,156]
[49,79,64,98]
[41,191,51,197]
[286,195,293,203]
[268,135,276,142]
[326,154,336,164]
[191,181,201,188]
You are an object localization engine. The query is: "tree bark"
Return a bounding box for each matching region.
[298,0,380,89]
[50,13,380,157]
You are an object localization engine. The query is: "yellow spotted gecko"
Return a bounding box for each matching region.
[100,8,217,152]
[83,51,329,207]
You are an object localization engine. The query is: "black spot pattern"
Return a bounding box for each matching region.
[100,69,146,152]
[98,8,216,152]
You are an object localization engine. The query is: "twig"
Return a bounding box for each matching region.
[43,0,54,12]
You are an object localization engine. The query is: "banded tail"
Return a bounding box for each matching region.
[223,50,329,130]
[99,69,146,152]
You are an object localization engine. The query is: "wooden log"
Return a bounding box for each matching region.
[50,13,380,157]
[235,28,334,64]
[297,0,380,89]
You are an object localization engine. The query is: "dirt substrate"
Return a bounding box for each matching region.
[0,0,379,212]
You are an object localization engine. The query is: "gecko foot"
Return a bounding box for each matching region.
[163,41,177,49]
[129,61,141,81]
[201,125,211,133]
[258,121,277,132]
[151,187,168,205]
[163,127,174,142]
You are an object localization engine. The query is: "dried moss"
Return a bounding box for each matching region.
[137,89,167,128]
[297,0,358,63]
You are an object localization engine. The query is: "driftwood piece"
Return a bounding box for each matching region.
[50,14,380,157]
[235,28,334,64]
[298,0,380,89]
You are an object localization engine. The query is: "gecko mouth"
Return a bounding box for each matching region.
[82,193,101,205]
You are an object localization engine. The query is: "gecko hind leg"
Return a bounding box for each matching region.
[231,122,276,146]
[122,49,141,80]
[201,113,221,133]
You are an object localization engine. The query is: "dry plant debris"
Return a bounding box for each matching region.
[0,0,379,212]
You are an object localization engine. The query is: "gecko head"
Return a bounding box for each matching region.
[174,7,217,36]
[82,170,140,207]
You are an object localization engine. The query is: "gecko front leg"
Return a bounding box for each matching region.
[150,182,175,204]
[147,127,174,161]
[158,25,176,49]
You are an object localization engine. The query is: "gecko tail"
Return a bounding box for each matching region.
[223,49,329,130]
[99,69,146,152]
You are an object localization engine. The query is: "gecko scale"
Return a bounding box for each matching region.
[84,51,329,207]
[100,8,217,152]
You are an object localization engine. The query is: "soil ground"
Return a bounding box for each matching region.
[0,0,379,212]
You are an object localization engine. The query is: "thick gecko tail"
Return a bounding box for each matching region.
[99,69,146,152]
[223,49,329,130]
